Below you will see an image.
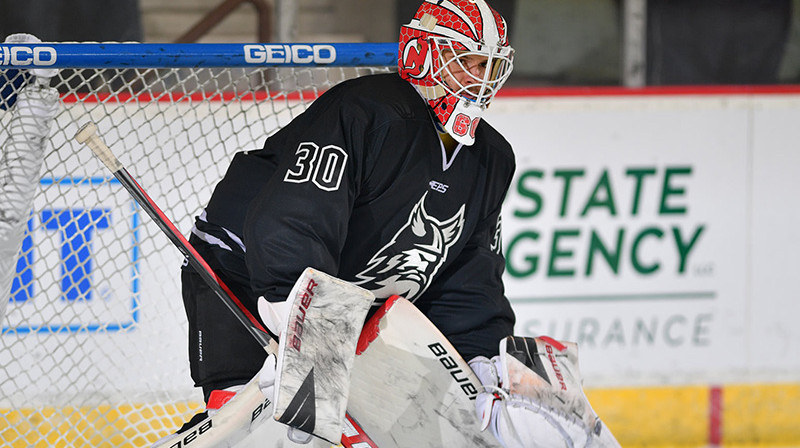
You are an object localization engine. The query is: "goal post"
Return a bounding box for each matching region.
[0,42,396,448]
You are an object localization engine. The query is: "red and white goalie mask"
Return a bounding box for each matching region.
[398,0,514,146]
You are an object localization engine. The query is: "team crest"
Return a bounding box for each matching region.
[354,192,464,302]
[400,37,432,80]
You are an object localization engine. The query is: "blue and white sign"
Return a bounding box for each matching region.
[3,177,140,334]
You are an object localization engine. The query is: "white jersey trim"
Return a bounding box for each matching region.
[190,210,247,253]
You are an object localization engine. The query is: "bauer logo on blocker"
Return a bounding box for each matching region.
[0,46,57,66]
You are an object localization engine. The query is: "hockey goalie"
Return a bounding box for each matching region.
[142,0,622,446]
[0,33,59,325]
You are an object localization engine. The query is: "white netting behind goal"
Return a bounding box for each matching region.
[0,60,391,447]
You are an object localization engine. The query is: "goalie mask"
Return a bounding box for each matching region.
[398,0,514,146]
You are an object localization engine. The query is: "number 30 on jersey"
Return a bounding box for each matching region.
[283,141,348,192]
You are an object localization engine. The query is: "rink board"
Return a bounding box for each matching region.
[2,87,800,446]
[490,88,800,388]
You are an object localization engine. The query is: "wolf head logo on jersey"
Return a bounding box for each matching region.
[354,192,464,302]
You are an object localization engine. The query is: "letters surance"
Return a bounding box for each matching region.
[284,142,348,192]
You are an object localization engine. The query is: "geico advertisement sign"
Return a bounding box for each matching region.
[243,44,336,64]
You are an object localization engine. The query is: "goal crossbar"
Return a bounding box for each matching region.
[0,42,398,68]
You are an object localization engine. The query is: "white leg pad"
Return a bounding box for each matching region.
[347,295,501,447]
[152,356,278,448]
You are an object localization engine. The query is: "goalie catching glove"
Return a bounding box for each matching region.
[469,336,621,448]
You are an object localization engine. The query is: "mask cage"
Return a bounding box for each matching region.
[430,37,514,107]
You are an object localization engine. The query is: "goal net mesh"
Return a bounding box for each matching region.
[1,56,391,447]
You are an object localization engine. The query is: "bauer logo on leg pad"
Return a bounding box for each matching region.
[250,394,274,425]
[164,420,213,448]
[428,342,479,400]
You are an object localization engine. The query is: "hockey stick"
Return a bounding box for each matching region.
[74,122,276,353]
[74,121,378,448]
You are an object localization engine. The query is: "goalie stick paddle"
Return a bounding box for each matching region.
[74,121,378,448]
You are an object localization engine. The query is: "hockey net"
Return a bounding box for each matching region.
[0,43,393,447]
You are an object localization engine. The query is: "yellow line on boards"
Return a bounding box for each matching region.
[587,383,800,447]
[1,383,799,447]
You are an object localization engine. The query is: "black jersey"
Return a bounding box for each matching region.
[190,73,515,360]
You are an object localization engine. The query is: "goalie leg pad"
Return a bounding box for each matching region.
[469,336,621,448]
[348,295,501,448]
[152,354,323,448]
[0,64,60,325]
[152,355,278,448]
